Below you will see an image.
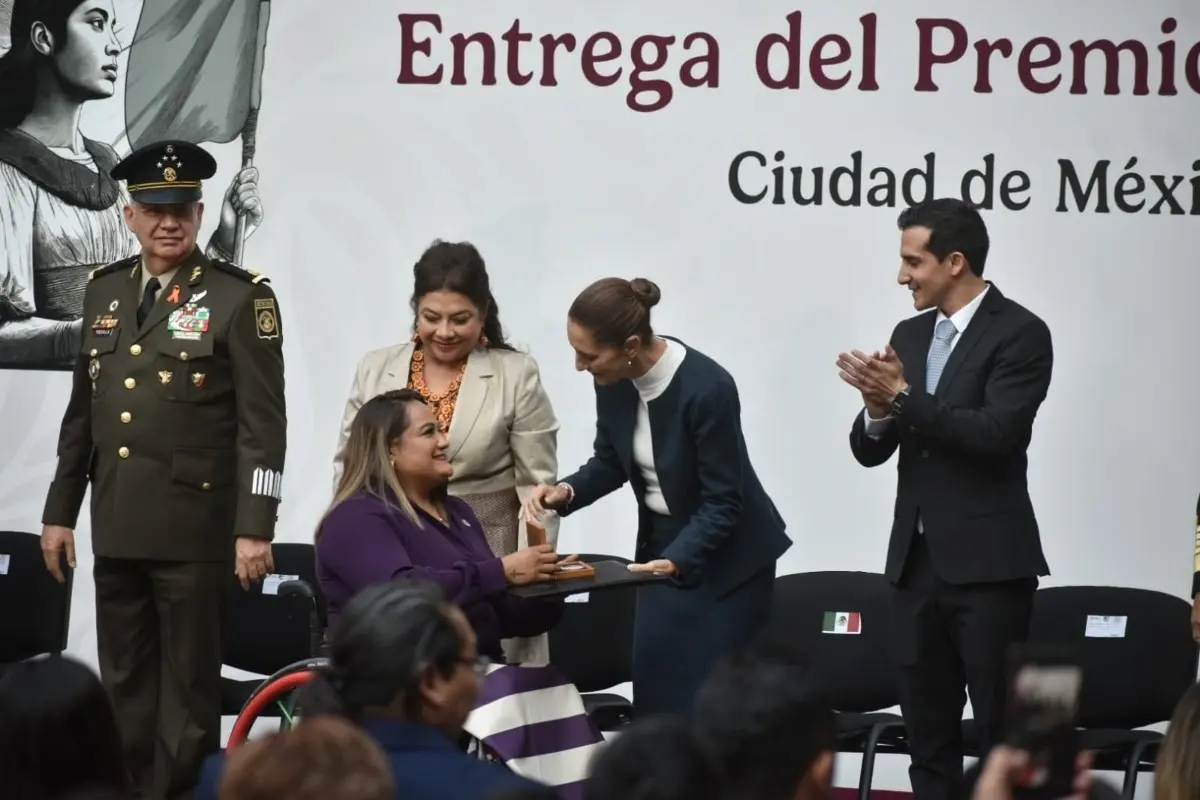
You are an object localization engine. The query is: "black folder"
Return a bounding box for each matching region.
[507,559,671,600]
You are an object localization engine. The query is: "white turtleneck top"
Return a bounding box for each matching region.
[630,339,687,515]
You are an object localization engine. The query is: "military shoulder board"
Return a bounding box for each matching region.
[209,259,270,284]
[89,256,139,281]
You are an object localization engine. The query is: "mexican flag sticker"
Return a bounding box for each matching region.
[822,611,862,635]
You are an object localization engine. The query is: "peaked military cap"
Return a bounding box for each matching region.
[110,140,217,205]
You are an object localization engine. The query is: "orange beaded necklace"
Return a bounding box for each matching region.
[408,346,466,434]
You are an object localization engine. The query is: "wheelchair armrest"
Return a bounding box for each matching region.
[277,578,324,658]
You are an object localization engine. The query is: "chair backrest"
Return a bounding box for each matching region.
[1028,585,1198,730]
[763,570,899,713]
[0,531,74,663]
[548,554,634,692]
[223,542,325,674]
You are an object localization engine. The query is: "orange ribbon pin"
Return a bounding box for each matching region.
[167,285,182,304]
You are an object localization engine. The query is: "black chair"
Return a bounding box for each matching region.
[547,553,636,731]
[0,530,74,667]
[763,570,907,800]
[221,543,326,721]
[964,586,1196,798]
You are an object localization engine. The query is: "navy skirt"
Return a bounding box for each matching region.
[631,512,776,717]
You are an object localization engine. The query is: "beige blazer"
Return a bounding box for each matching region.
[333,342,561,547]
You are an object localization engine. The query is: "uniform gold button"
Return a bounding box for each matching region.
[90,348,98,357]
[124,378,136,389]
[179,352,189,361]
[118,447,130,459]
[202,482,212,490]
[120,412,132,423]
[130,344,142,356]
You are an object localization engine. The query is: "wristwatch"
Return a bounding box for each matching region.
[890,387,910,416]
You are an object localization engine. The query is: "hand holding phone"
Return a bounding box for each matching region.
[1002,645,1083,800]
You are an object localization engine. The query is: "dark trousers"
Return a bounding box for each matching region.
[632,512,776,717]
[94,557,228,800]
[891,533,1036,800]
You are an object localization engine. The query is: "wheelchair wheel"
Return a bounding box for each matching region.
[227,657,328,751]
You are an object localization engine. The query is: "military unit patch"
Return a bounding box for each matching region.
[254,298,279,340]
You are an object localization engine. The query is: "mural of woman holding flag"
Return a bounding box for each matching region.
[0,0,271,370]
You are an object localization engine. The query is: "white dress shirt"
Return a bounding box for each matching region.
[632,339,687,515]
[862,284,990,533]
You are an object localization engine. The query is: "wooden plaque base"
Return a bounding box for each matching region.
[550,562,596,581]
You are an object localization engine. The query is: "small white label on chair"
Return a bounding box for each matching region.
[0,553,9,575]
[1084,614,1127,638]
[261,574,299,595]
[566,592,590,603]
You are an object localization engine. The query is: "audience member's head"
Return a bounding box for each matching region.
[487,785,561,799]
[53,790,132,800]
[692,645,837,800]
[1153,682,1200,800]
[218,716,393,800]
[584,714,720,800]
[299,579,483,737]
[0,655,129,798]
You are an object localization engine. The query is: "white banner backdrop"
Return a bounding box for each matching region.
[1,1,1197,791]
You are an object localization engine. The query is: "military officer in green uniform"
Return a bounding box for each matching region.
[39,140,286,800]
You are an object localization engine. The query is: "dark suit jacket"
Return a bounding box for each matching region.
[41,248,287,560]
[195,717,543,799]
[560,339,791,597]
[849,284,1052,586]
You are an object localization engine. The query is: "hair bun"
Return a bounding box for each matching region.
[628,278,661,309]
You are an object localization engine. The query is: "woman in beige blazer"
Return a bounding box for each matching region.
[333,240,560,662]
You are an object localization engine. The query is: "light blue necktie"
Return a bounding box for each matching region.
[925,319,958,393]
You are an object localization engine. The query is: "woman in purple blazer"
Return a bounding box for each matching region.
[316,389,569,660]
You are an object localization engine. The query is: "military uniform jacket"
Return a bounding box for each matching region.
[42,248,287,561]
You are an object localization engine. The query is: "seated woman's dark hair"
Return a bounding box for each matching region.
[411,239,514,350]
[0,654,130,798]
[299,579,464,719]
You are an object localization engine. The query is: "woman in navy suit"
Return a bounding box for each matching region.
[526,277,792,716]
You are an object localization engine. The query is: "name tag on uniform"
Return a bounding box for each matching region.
[92,314,119,337]
[167,304,210,341]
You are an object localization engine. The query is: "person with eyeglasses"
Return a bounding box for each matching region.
[196,580,549,799]
[314,389,570,662]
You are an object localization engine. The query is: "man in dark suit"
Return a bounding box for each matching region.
[39,140,287,799]
[836,198,1053,800]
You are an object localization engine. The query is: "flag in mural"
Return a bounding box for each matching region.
[124,0,269,148]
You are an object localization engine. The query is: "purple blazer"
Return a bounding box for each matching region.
[315,491,563,659]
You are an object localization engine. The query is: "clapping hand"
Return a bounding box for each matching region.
[837,346,908,416]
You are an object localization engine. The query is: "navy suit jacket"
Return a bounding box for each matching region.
[196,717,543,799]
[560,339,791,597]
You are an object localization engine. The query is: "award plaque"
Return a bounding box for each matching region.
[527,517,595,581]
